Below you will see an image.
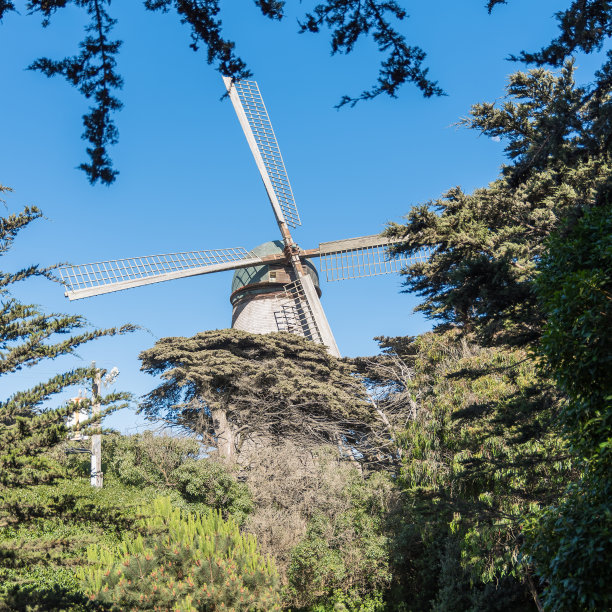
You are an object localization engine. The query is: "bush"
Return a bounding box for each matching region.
[524,203,612,611]
[242,444,394,609]
[0,476,159,611]
[82,496,281,611]
[102,432,253,523]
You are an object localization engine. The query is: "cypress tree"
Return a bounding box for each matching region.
[139,329,383,463]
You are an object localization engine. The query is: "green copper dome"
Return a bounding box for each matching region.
[231,241,320,295]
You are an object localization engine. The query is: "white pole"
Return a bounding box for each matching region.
[90,368,103,488]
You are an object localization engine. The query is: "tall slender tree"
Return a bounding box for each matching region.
[383,51,611,610]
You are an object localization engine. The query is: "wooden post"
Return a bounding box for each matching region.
[90,368,103,488]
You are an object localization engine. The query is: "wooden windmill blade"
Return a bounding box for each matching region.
[223,77,301,232]
[302,234,429,282]
[59,247,266,300]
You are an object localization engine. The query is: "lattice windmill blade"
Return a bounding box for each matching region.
[278,276,341,357]
[59,248,264,301]
[303,234,429,282]
[223,77,301,230]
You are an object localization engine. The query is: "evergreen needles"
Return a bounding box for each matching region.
[82,496,281,610]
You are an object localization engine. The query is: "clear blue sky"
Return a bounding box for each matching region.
[0,1,604,431]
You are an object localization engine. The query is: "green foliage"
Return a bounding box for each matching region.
[523,485,611,612]
[382,49,612,609]
[0,476,159,611]
[366,332,557,609]
[521,203,612,610]
[505,1,612,66]
[28,0,123,185]
[287,470,392,610]
[0,203,135,609]
[386,61,611,347]
[308,590,385,612]
[430,537,531,612]
[536,204,612,459]
[82,496,281,610]
[299,1,443,106]
[103,431,253,522]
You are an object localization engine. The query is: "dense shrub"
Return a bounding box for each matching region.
[368,331,561,610]
[523,203,612,610]
[82,496,280,610]
[242,444,394,609]
[102,432,253,523]
[0,477,158,611]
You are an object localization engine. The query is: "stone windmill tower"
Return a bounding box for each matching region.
[59,78,425,356]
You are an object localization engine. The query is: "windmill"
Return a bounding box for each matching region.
[58,78,425,357]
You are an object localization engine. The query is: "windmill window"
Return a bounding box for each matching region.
[269,271,277,281]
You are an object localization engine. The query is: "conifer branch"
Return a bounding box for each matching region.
[28,0,123,185]
[299,0,443,107]
[0,203,137,503]
[0,0,15,21]
[0,206,43,254]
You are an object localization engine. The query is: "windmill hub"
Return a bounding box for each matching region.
[231,241,321,335]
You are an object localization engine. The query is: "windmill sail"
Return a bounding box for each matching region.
[59,248,263,300]
[223,77,301,229]
[223,76,339,357]
[305,234,428,282]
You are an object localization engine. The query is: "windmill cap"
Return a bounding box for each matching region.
[231,240,320,295]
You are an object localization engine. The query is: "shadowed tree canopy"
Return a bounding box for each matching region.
[139,329,378,461]
[521,202,612,611]
[1,1,609,184]
[488,0,612,65]
[379,23,612,602]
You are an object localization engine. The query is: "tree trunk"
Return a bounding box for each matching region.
[525,568,544,612]
[211,408,234,459]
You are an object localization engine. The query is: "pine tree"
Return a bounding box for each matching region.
[82,496,281,611]
[0,197,136,608]
[385,60,611,347]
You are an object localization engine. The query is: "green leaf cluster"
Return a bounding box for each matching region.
[370,331,562,609]
[0,476,159,611]
[382,49,612,610]
[287,470,393,610]
[521,202,612,610]
[386,61,611,348]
